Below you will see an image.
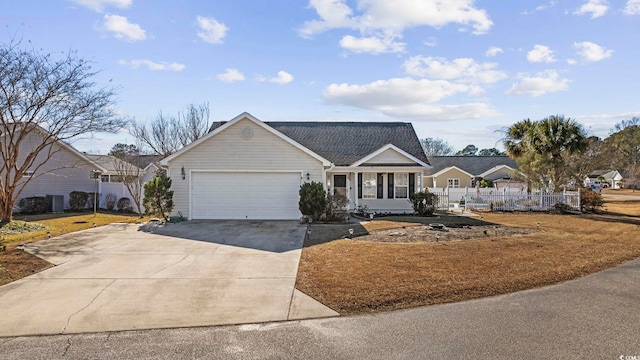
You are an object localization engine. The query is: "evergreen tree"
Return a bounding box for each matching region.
[143,172,174,221]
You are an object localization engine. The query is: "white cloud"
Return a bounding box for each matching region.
[322,77,499,121]
[573,41,613,62]
[506,70,569,97]
[324,78,470,106]
[575,111,640,136]
[527,45,556,63]
[257,71,294,84]
[118,59,185,71]
[403,56,507,84]
[625,0,640,14]
[299,0,493,54]
[574,0,609,18]
[339,35,405,53]
[216,68,245,82]
[379,103,501,121]
[69,0,131,12]
[536,1,557,11]
[424,37,437,47]
[485,46,503,57]
[299,0,356,38]
[196,16,228,44]
[103,14,146,41]
[522,1,558,14]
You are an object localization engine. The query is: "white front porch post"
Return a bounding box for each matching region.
[322,168,327,190]
[420,171,424,192]
[354,171,359,208]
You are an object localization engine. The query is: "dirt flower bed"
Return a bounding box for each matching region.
[356,224,535,243]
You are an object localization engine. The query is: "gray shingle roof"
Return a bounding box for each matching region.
[137,154,165,169]
[86,155,141,174]
[210,121,429,166]
[429,156,518,176]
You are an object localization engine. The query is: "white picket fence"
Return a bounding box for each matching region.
[464,191,580,212]
[428,187,580,212]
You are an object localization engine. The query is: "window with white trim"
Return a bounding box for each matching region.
[394,173,409,198]
[447,178,460,188]
[362,173,377,198]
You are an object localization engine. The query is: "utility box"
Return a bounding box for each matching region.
[46,195,64,213]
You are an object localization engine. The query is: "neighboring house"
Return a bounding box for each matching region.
[3,127,108,212]
[160,112,431,220]
[85,155,142,183]
[427,156,524,190]
[137,154,165,184]
[584,169,623,189]
[86,154,145,210]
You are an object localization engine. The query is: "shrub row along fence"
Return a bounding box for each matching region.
[429,188,581,212]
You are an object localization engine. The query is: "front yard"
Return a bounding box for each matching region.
[0,212,148,286]
[296,198,640,314]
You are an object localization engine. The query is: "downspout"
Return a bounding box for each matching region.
[323,164,335,191]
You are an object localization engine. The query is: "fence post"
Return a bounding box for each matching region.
[578,189,581,211]
[539,191,543,209]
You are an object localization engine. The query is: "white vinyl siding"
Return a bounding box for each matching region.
[167,117,324,219]
[7,132,100,210]
[364,148,417,164]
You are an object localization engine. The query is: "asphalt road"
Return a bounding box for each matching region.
[2,257,639,359]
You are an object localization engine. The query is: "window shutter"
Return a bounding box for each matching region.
[409,173,416,196]
[377,173,384,199]
[358,173,362,199]
[387,173,394,199]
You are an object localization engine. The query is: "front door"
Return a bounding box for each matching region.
[333,174,347,198]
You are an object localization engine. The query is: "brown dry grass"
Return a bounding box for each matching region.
[296,200,640,315]
[603,188,640,196]
[0,212,148,286]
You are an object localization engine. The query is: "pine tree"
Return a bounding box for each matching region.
[143,172,174,221]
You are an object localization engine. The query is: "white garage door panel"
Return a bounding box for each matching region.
[191,172,301,220]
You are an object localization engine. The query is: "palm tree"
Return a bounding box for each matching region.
[502,115,587,191]
[503,118,535,158]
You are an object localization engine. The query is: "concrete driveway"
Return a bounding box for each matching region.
[0,221,338,337]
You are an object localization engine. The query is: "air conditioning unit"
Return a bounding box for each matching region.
[46,195,64,213]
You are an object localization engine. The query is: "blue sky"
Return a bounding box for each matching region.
[2,0,639,154]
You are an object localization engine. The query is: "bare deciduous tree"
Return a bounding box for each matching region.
[0,41,125,222]
[177,102,210,146]
[131,102,211,157]
[108,143,145,215]
[420,137,455,157]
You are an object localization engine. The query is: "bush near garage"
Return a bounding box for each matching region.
[68,191,89,211]
[299,182,327,222]
[104,193,118,211]
[17,196,49,215]
[117,197,133,213]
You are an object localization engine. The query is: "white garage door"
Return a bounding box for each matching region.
[191,172,302,220]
